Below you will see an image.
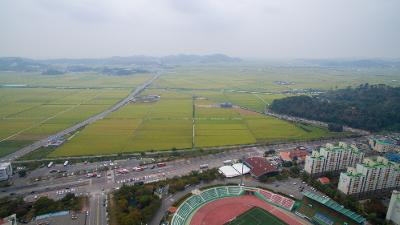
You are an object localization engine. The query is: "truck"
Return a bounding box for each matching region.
[47,162,54,168]
[200,164,209,170]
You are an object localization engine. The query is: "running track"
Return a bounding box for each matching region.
[189,195,305,225]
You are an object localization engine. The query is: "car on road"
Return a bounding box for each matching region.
[157,162,166,167]
[132,166,144,172]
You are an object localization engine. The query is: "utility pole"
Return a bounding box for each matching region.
[240,155,245,186]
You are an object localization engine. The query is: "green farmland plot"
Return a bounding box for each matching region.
[50,90,194,156]
[2,66,370,158]
[48,88,345,157]
[0,73,153,157]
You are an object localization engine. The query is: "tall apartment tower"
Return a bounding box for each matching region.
[338,157,400,198]
[386,190,400,225]
[304,142,364,176]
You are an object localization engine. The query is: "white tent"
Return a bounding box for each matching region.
[218,163,250,178]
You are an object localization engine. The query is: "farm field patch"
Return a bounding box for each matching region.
[0,73,153,157]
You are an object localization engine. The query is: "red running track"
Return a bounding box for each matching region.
[189,195,304,225]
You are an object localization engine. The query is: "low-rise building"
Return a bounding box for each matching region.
[386,190,400,225]
[304,142,364,176]
[0,162,12,181]
[369,137,399,153]
[338,157,400,198]
[244,157,278,179]
[279,146,308,163]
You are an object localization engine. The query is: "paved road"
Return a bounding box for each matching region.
[0,136,366,225]
[0,73,160,162]
[87,191,107,225]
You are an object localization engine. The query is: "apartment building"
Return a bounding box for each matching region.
[386,190,400,225]
[304,142,364,176]
[338,157,400,198]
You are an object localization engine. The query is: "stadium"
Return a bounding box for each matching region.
[170,185,310,225]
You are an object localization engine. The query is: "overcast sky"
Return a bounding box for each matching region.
[1,0,399,59]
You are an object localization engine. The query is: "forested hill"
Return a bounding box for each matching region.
[270,84,400,132]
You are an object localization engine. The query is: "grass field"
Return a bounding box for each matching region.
[153,66,400,92]
[50,90,194,156]
[225,207,287,225]
[49,89,342,157]
[3,65,388,158]
[0,72,152,157]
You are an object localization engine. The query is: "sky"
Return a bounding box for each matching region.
[0,0,399,59]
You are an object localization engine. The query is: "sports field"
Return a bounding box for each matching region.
[225,207,287,225]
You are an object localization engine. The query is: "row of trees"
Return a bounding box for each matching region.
[270,84,400,132]
[0,193,84,223]
[113,168,221,225]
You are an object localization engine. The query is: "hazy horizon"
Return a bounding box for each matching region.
[1,0,399,59]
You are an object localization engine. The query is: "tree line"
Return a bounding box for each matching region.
[113,168,221,225]
[0,193,84,223]
[270,84,400,132]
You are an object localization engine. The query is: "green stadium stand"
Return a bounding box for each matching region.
[177,203,192,219]
[228,186,242,195]
[186,195,204,208]
[216,186,229,197]
[201,188,218,201]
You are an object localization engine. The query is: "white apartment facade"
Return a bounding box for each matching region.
[386,190,400,225]
[304,142,364,176]
[338,157,400,198]
[0,162,13,181]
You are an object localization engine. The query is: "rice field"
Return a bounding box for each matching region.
[50,89,341,157]
[0,72,152,157]
[3,65,387,158]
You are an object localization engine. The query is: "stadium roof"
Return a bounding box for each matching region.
[218,163,250,178]
[303,192,366,224]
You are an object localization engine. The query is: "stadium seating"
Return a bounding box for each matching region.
[171,186,295,225]
[258,190,294,210]
[228,186,242,195]
[177,203,192,219]
[201,188,218,201]
[171,215,185,225]
[259,190,273,200]
[186,195,204,208]
[216,186,229,197]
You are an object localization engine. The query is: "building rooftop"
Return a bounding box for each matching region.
[318,177,330,184]
[303,192,366,224]
[244,157,278,177]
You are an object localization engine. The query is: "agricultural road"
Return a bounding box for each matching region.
[0,73,160,162]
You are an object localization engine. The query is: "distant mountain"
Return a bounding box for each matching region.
[293,58,400,68]
[0,57,47,72]
[0,54,242,73]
